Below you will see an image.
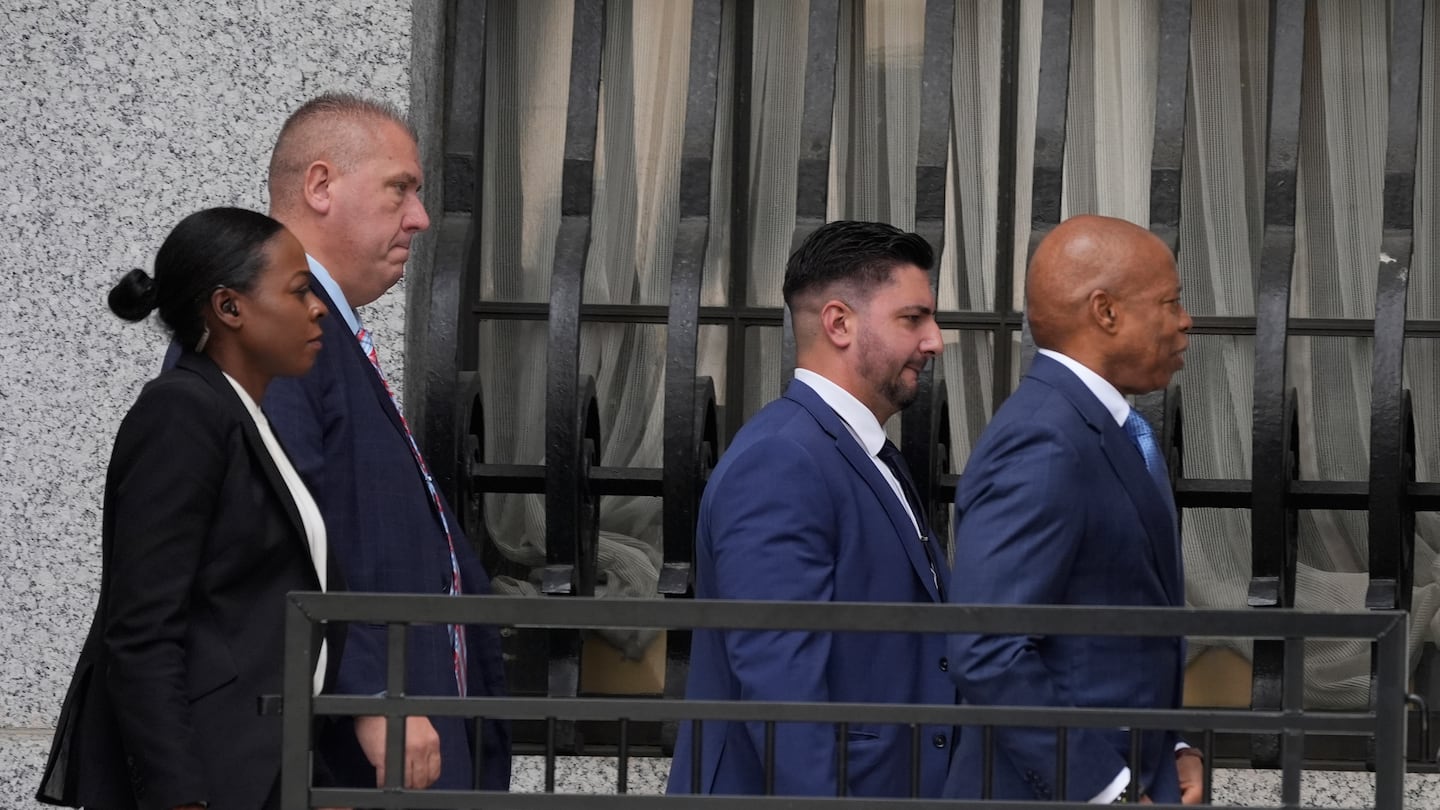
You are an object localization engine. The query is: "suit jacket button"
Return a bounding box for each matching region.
[939,657,949,672]
[932,733,947,749]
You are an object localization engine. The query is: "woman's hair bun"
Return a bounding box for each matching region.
[108,268,159,322]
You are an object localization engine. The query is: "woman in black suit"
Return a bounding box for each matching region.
[37,207,333,810]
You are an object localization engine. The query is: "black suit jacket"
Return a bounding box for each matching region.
[37,352,339,810]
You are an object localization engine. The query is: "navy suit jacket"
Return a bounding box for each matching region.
[262,283,510,790]
[943,354,1185,803]
[667,379,954,797]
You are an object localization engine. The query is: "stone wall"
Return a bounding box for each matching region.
[0,2,419,804]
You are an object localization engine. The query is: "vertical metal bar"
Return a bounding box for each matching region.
[281,596,316,810]
[545,716,557,792]
[1202,728,1216,806]
[384,622,408,791]
[1249,0,1307,770]
[1054,726,1067,801]
[990,0,1021,408]
[835,722,849,796]
[691,718,704,794]
[764,721,777,794]
[1281,636,1305,809]
[455,0,490,375]
[724,0,755,443]
[981,725,995,799]
[617,717,630,794]
[910,724,922,798]
[1127,728,1141,803]
[1149,0,1192,230]
[471,717,485,790]
[1375,619,1409,810]
[1367,0,1424,625]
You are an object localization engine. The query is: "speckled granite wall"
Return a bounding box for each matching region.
[0,2,417,806]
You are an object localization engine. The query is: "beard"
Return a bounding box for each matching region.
[858,336,922,414]
[880,375,919,412]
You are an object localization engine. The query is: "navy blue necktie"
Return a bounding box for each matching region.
[877,441,944,599]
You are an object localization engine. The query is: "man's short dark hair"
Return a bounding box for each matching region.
[782,220,934,309]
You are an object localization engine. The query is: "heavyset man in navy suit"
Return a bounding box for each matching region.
[261,94,510,791]
[668,220,955,797]
[944,214,1202,803]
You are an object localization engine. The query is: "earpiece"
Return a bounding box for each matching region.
[222,300,239,316]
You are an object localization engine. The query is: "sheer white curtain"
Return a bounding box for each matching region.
[477,0,696,657]
[1069,0,1440,707]
[468,0,1440,695]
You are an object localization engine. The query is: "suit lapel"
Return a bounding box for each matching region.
[175,352,316,586]
[311,282,412,442]
[1029,356,1182,604]
[785,382,944,603]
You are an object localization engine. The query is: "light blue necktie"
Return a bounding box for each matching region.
[1123,409,1169,492]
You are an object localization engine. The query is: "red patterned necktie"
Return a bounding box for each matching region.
[357,327,467,696]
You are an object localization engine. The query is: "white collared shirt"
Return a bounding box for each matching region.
[1036,348,1130,428]
[307,254,361,335]
[222,372,329,695]
[792,368,922,537]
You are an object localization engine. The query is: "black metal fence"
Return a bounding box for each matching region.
[415,1,1440,759]
[279,594,1412,809]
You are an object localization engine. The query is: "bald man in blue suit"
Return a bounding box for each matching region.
[944,215,1203,804]
[668,221,955,798]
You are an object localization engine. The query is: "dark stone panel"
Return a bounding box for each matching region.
[444,152,474,213]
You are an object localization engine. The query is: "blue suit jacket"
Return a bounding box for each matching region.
[667,379,954,797]
[262,283,510,790]
[943,354,1185,803]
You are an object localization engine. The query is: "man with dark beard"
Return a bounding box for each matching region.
[667,220,955,797]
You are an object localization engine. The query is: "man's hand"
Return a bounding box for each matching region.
[1176,747,1205,804]
[354,715,442,789]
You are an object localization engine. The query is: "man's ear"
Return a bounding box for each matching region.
[1089,289,1119,333]
[302,160,334,214]
[819,298,855,348]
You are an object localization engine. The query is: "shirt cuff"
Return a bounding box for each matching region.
[1092,767,1131,803]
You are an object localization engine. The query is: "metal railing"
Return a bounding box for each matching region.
[279,594,1411,809]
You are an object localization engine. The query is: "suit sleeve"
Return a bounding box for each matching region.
[948,420,1128,801]
[102,382,223,809]
[706,440,844,795]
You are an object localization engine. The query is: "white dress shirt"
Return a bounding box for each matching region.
[223,373,329,695]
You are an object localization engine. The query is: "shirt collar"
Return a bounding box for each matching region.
[307,254,361,335]
[793,368,889,456]
[1036,348,1130,427]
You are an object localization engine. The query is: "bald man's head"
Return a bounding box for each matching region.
[267,93,415,218]
[1027,214,1191,395]
[1027,215,1170,349]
